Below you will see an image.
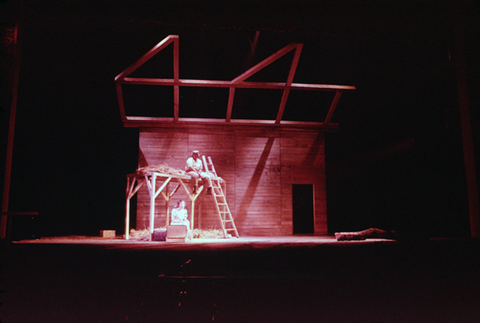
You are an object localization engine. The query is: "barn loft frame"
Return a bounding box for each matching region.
[117,35,356,238]
[115,34,355,130]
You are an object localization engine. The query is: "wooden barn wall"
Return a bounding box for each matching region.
[135,126,327,235]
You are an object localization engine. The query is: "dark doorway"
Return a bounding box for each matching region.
[292,184,314,234]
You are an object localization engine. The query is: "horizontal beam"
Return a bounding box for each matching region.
[122,116,339,131]
[118,77,356,91]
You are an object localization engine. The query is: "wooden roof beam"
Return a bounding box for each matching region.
[119,77,356,91]
[115,35,178,81]
[114,35,356,127]
[227,42,300,123]
[324,91,342,124]
[276,44,303,124]
[115,35,179,123]
[116,83,127,122]
[226,87,235,122]
[231,42,299,83]
[122,116,340,131]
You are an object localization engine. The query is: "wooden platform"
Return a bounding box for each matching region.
[126,169,225,241]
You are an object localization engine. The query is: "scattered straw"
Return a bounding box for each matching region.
[129,228,151,241]
[136,164,187,176]
[193,228,229,239]
[129,228,228,240]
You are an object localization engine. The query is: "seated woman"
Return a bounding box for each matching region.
[171,200,190,228]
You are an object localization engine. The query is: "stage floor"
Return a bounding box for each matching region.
[12,234,398,249]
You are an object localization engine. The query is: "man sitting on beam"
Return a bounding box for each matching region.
[185,150,213,195]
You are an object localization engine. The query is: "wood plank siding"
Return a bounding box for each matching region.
[135,126,327,235]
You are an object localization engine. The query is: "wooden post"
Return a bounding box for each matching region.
[451,2,480,238]
[125,176,132,240]
[116,83,127,122]
[226,87,235,122]
[148,173,156,241]
[324,91,342,124]
[124,175,145,240]
[198,197,202,229]
[165,182,170,226]
[1,23,21,239]
[191,200,195,230]
[173,36,179,121]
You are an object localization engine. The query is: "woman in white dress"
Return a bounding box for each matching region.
[171,200,189,227]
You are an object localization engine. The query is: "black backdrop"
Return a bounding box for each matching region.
[1,0,479,238]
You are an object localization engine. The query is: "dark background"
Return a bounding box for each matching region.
[1,0,479,238]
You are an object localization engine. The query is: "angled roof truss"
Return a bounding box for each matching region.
[115,35,355,130]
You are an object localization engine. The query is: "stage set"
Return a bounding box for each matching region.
[117,35,356,242]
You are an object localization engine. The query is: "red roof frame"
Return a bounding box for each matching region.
[115,35,355,130]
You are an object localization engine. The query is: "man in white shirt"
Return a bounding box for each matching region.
[185,150,213,194]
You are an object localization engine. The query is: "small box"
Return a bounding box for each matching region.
[100,230,116,238]
[166,225,188,243]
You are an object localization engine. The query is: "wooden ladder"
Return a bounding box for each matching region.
[203,156,239,238]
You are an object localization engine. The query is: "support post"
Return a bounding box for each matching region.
[1,23,21,239]
[125,176,132,240]
[165,182,170,226]
[452,2,480,238]
[173,35,179,121]
[191,200,195,230]
[148,173,156,241]
[124,175,146,240]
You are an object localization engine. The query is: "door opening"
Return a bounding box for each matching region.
[292,184,314,234]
